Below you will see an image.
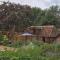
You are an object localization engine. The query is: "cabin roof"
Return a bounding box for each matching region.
[29,25,54,29]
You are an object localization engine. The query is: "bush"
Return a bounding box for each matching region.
[0,42,60,60]
[0,39,60,60]
[0,35,9,45]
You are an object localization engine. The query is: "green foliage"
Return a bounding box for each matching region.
[0,35,8,45]
[0,35,4,42]
[0,2,33,32]
[0,2,60,31]
[0,41,60,60]
[32,6,60,27]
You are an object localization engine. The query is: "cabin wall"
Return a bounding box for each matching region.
[56,36,60,43]
[41,37,55,43]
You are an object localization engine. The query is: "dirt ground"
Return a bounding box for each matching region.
[0,45,17,51]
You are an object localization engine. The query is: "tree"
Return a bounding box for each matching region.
[32,7,42,25]
[32,6,60,27]
[0,2,33,32]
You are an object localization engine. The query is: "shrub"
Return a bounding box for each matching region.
[0,42,60,60]
[0,35,9,45]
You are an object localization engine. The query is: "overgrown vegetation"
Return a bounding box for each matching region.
[0,33,60,60]
[0,42,60,60]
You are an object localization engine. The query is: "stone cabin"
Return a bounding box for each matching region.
[27,25,60,43]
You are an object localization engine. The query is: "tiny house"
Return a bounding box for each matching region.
[28,25,58,43]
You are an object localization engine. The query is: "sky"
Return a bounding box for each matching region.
[0,0,60,9]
